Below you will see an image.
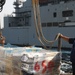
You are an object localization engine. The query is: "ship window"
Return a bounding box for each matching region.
[25,17,30,26]
[62,10,73,17]
[47,23,52,27]
[39,0,48,6]
[53,12,57,18]
[39,0,75,5]
[9,23,11,27]
[53,22,58,26]
[58,22,65,27]
[42,23,46,27]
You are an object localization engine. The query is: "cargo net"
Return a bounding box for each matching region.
[0,50,22,75]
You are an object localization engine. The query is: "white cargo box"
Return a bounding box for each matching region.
[0,46,61,75]
[20,47,61,75]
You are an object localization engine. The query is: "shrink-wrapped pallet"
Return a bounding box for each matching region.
[0,47,22,75]
[0,46,61,75]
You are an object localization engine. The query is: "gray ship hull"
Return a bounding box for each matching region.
[3,0,75,49]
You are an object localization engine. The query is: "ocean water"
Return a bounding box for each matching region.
[60,50,72,73]
[51,48,72,73]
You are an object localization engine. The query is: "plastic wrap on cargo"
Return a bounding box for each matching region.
[0,47,22,75]
[33,52,61,75]
[0,46,61,75]
[20,48,61,75]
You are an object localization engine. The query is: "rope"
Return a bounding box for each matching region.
[58,37,62,51]
[35,0,60,44]
[32,0,47,49]
[32,0,62,49]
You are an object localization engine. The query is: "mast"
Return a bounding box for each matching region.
[13,0,23,17]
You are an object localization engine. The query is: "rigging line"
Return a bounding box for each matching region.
[35,0,60,45]
[34,0,51,44]
[32,0,47,49]
[34,0,48,49]
[49,33,61,49]
[58,37,62,66]
[33,0,52,49]
[34,0,53,48]
[58,37,62,51]
[35,1,53,44]
[35,3,46,44]
[32,0,61,49]
[32,0,62,63]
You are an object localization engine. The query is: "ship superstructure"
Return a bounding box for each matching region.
[3,0,75,48]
